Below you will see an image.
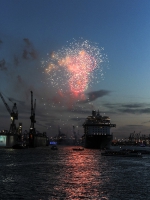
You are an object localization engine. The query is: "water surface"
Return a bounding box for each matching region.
[0,146,149,200]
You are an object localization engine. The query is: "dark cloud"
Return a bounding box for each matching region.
[138,108,150,114]
[80,89,110,103]
[117,108,137,114]
[102,102,150,115]
[23,38,31,46]
[13,55,19,66]
[103,103,117,109]
[122,103,143,108]
[118,107,150,114]
[22,50,28,59]
[0,59,7,71]
[0,37,38,71]
[87,90,110,101]
[22,38,38,60]
[29,50,38,59]
[22,49,38,60]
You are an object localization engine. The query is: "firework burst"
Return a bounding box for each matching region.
[44,39,104,96]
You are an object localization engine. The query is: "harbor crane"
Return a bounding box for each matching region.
[29,91,36,147]
[0,92,18,133]
[30,91,36,133]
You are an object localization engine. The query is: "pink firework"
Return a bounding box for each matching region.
[45,39,103,94]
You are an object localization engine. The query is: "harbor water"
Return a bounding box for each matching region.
[0,146,150,200]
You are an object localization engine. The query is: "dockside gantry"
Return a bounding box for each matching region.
[30,91,36,133]
[0,92,18,133]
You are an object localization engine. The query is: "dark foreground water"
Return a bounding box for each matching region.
[0,146,150,200]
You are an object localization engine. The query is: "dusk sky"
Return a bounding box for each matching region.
[0,0,150,139]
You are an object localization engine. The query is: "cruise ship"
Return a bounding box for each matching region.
[82,110,116,149]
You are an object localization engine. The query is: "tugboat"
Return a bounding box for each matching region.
[82,110,116,149]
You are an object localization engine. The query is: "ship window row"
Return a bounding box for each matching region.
[85,132,109,135]
[85,131,109,134]
[86,133,108,135]
[86,126,108,129]
[85,127,109,130]
[85,129,109,132]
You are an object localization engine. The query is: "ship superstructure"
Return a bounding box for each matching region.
[82,110,116,149]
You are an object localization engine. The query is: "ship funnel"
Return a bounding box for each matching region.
[92,110,96,116]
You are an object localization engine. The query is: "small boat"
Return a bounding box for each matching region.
[72,147,84,151]
[51,145,58,150]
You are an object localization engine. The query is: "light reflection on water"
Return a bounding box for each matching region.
[57,148,102,199]
[0,146,150,199]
